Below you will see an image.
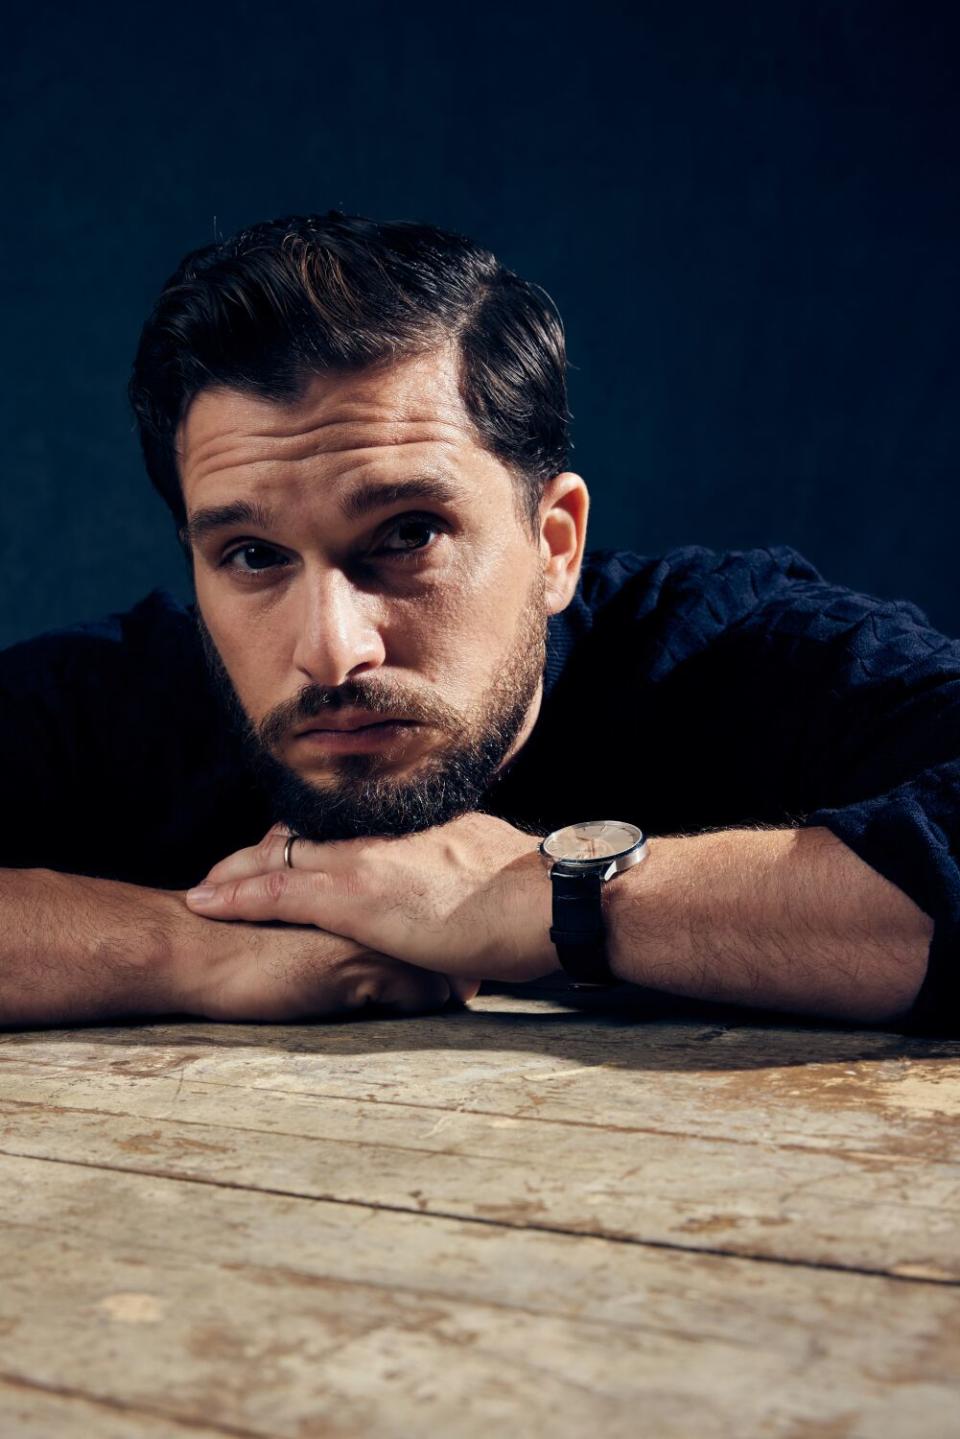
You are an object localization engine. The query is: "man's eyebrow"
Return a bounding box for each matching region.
[179,500,274,548]
[340,475,465,522]
[179,476,465,548]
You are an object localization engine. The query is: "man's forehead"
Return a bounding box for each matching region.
[178,348,481,488]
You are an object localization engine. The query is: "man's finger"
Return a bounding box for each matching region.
[449,977,483,1003]
[185,870,352,933]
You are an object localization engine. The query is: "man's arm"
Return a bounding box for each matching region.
[0,867,462,1028]
[181,813,937,1026]
[603,824,935,1024]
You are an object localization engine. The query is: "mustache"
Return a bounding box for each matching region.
[260,679,460,749]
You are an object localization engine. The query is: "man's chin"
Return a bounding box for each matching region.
[246,743,500,842]
[279,729,442,796]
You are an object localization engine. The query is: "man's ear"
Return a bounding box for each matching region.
[538,472,589,615]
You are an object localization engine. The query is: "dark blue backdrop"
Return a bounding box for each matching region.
[3,0,958,649]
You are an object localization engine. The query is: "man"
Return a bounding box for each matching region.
[1,212,956,1031]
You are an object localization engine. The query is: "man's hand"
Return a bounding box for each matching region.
[184,814,559,983]
[0,867,475,1030]
[170,900,480,1022]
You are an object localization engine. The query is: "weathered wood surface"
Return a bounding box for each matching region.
[1,987,959,1436]
[2,994,959,1277]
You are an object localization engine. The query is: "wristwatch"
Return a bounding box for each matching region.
[539,820,648,986]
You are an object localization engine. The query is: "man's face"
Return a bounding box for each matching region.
[178,345,558,841]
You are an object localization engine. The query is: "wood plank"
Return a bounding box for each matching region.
[0,1061,958,1280]
[1,1152,959,1438]
[4,998,958,1159]
[2,992,959,1278]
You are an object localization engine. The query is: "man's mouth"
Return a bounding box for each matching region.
[295,711,416,736]
[293,717,421,753]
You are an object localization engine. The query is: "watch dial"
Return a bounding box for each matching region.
[543,820,644,862]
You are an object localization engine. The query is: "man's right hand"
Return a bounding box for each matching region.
[169,893,480,1023]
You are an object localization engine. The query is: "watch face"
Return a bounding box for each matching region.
[542,820,644,863]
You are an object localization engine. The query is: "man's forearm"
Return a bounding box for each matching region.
[0,867,184,1027]
[0,867,462,1028]
[604,825,934,1023]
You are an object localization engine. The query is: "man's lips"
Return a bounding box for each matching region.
[294,712,417,736]
[292,716,421,756]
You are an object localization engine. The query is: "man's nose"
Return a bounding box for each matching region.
[291,568,386,688]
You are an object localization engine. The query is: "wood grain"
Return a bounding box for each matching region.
[2,990,958,1436]
[1,997,959,1277]
[0,1153,958,1439]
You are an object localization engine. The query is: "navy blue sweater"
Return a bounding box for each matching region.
[2,544,958,1033]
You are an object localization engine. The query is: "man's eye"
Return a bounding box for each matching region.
[220,543,287,576]
[377,518,441,559]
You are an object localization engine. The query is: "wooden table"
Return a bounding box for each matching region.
[1,980,959,1437]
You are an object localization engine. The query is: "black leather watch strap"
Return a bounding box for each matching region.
[549,868,617,986]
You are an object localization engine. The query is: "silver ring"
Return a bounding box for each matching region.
[283,833,299,869]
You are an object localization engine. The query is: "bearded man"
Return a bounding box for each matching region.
[1,212,955,1032]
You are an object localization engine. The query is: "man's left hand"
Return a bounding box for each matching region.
[185,813,559,984]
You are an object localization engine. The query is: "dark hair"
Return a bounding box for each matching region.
[128,211,570,539]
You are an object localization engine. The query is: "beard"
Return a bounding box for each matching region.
[194,576,547,842]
